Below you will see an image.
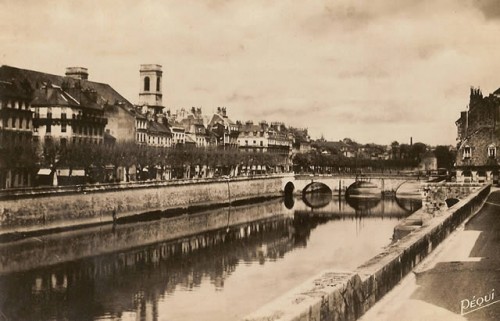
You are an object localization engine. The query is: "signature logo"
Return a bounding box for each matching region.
[460,289,498,316]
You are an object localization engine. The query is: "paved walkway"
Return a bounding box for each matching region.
[360,189,500,321]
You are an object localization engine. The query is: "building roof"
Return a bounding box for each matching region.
[0,79,33,100]
[31,84,102,111]
[209,112,236,127]
[148,120,171,135]
[0,65,134,109]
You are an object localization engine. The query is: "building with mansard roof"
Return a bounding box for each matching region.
[207,107,239,148]
[31,83,107,145]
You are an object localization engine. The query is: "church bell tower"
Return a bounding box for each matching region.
[139,64,164,114]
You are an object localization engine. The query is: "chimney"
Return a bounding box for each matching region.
[222,107,227,117]
[66,67,89,80]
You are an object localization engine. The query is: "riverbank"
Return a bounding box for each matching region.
[242,184,491,321]
[359,188,500,320]
[0,175,286,239]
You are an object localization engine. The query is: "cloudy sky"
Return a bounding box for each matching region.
[2,0,500,145]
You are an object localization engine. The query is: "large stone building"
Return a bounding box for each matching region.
[31,83,107,145]
[207,107,239,149]
[237,120,292,172]
[0,77,34,188]
[455,87,500,182]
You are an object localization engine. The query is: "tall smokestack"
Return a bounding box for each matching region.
[410,137,413,146]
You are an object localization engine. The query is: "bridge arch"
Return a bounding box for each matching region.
[302,182,332,195]
[284,181,295,196]
[345,180,381,197]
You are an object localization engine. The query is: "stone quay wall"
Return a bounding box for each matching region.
[243,184,491,321]
[0,175,285,236]
[0,199,288,275]
[421,182,483,214]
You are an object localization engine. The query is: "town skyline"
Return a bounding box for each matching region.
[3,1,500,145]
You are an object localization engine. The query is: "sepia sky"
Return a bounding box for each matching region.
[2,0,500,145]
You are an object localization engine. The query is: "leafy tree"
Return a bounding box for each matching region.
[434,145,456,169]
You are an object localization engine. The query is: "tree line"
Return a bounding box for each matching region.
[0,140,288,184]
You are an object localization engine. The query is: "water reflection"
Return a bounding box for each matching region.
[0,193,421,321]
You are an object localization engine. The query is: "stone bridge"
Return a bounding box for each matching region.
[282,174,422,196]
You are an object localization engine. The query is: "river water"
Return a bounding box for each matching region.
[0,193,421,321]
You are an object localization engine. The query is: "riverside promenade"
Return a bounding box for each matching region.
[360,188,500,321]
[242,183,491,321]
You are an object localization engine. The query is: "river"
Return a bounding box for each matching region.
[0,193,421,321]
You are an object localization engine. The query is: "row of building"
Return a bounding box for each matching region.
[0,64,311,188]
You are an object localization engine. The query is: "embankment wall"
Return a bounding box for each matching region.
[0,176,285,236]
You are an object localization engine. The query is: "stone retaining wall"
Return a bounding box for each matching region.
[421,182,483,214]
[0,176,284,236]
[242,184,491,321]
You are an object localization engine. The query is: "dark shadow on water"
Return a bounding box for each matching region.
[345,196,381,213]
[302,191,332,209]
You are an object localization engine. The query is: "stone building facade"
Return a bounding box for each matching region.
[31,84,107,145]
[455,87,500,182]
[0,78,34,188]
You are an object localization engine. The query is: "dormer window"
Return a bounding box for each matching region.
[488,145,496,158]
[463,146,471,159]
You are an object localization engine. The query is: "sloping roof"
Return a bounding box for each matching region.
[0,65,134,108]
[239,122,263,132]
[31,84,103,111]
[31,85,80,107]
[148,120,171,135]
[0,79,32,100]
[209,113,236,127]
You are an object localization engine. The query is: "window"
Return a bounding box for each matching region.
[144,76,150,91]
[11,117,16,128]
[156,77,160,91]
[47,111,52,119]
[463,146,471,159]
[488,145,496,158]
[46,124,51,133]
[19,117,23,129]
[245,140,248,146]
[61,123,66,133]
[260,141,263,147]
